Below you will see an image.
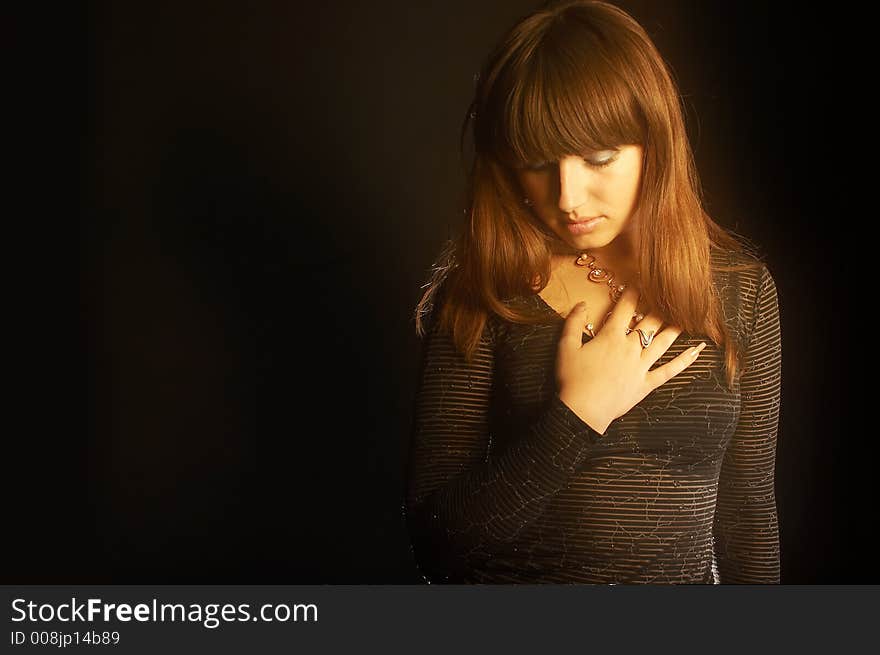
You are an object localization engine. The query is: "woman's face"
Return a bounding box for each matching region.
[514,144,644,256]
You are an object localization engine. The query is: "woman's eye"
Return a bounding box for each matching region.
[586,150,619,168]
[588,156,616,168]
[524,151,618,171]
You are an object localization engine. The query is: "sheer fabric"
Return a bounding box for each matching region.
[404,249,781,584]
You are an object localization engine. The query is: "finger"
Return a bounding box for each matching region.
[605,285,640,333]
[645,341,707,390]
[640,323,681,367]
[631,309,663,331]
[560,301,589,349]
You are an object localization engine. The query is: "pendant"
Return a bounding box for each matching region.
[588,268,610,283]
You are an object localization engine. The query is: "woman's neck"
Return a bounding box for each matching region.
[550,241,640,286]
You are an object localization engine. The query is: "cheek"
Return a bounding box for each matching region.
[521,169,556,191]
[520,177,545,199]
[606,172,639,205]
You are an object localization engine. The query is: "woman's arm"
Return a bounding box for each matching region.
[713,264,782,583]
[404,298,602,583]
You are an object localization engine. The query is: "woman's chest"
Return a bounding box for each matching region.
[491,321,740,469]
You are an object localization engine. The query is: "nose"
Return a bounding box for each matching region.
[557,156,589,214]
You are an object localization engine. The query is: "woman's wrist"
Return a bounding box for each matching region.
[556,391,610,435]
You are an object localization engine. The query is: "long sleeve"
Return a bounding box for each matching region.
[713,264,782,583]
[404,299,603,583]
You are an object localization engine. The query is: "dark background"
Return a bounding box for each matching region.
[15,1,856,582]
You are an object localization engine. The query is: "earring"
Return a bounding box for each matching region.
[523,197,533,206]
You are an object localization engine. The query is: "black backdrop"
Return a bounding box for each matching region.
[24,0,855,582]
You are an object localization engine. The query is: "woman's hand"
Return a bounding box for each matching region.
[555,286,706,434]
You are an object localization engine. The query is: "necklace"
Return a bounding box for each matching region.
[574,252,637,301]
[573,251,643,336]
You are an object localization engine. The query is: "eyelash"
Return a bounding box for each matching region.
[525,155,617,172]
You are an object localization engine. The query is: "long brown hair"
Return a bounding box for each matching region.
[414,0,763,389]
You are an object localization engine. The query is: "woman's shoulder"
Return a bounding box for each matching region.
[414,241,459,336]
[710,245,774,296]
[709,245,778,346]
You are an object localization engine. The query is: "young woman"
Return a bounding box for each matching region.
[404,0,781,584]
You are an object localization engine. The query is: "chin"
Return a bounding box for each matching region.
[561,232,613,251]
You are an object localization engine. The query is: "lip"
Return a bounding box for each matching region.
[566,216,604,234]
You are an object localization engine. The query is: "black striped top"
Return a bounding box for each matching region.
[404,248,781,584]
